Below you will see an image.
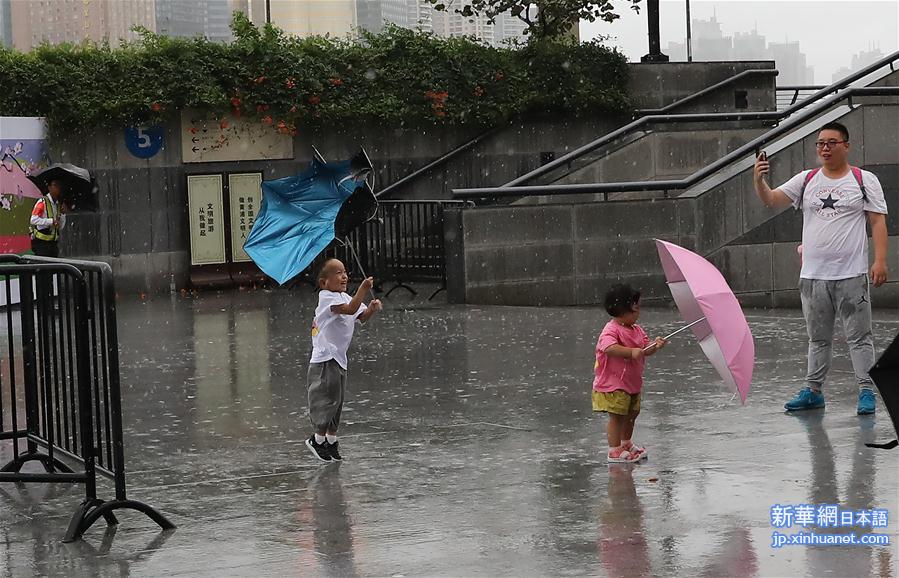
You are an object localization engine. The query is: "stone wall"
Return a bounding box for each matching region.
[449,100,899,308]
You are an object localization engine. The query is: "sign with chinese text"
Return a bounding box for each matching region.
[228,172,262,263]
[180,111,293,164]
[187,174,226,265]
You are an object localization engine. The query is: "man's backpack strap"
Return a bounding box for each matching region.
[797,166,866,209]
[797,168,821,210]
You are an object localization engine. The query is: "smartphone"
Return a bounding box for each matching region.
[757,150,767,161]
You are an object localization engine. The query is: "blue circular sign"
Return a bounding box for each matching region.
[124,125,164,159]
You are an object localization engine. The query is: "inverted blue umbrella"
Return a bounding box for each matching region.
[244,153,374,285]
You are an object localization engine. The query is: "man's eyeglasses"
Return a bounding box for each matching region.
[815,140,848,149]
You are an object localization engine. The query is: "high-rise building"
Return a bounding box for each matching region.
[0,0,11,48]
[432,0,495,44]
[493,10,528,45]
[768,41,813,84]
[732,29,766,61]
[832,48,885,82]
[265,0,356,38]
[357,0,433,35]
[233,0,268,28]
[356,0,385,34]
[9,0,157,50]
[156,0,233,42]
[665,17,814,84]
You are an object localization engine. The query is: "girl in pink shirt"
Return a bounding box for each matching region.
[593,284,666,463]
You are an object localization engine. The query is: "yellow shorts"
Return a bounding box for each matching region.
[592,390,641,415]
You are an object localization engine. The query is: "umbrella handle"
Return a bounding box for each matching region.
[643,317,706,351]
[344,236,377,301]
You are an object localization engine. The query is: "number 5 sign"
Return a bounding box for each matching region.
[124,125,164,159]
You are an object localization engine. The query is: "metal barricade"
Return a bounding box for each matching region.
[325,200,470,299]
[0,254,173,542]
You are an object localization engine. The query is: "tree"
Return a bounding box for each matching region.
[429,0,642,41]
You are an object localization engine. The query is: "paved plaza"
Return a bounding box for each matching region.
[2,288,898,576]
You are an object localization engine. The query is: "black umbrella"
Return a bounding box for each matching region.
[27,163,98,211]
[335,148,377,238]
[310,147,378,238]
[866,332,899,449]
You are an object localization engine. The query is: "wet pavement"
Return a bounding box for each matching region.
[1,287,898,577]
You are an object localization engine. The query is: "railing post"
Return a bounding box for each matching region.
[19,273,40,455]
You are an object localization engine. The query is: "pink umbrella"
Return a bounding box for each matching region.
[654,239,754,404]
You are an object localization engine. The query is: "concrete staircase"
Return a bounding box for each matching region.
[449,70,899,307]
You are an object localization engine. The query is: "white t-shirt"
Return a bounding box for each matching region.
[779,168,888,280]
[310,290,367,369]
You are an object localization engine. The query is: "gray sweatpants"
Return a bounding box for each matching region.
[799,275,875,392]
[307,359,347,434]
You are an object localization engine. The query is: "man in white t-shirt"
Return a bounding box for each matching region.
[753,121,888,415]
[305,258,382,463]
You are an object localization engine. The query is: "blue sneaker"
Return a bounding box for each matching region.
[784,387,825,411]
[857,389,876,415]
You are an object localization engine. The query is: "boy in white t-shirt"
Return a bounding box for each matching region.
[754,121,889,415]
[305,259,382,462]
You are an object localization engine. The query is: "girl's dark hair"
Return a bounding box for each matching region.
[604,283,641,317]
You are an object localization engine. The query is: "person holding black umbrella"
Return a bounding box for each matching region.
[29,178,67,257]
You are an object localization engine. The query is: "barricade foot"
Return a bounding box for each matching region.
[0,452,73,474]
[384,283,416,298]
[63,498,175,543]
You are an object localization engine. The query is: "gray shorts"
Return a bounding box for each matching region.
[307,359,347,433]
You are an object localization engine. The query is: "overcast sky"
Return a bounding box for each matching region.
[581,0,899,84]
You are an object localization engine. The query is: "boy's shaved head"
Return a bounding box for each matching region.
[318,259,345,281]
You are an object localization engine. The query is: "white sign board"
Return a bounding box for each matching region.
[228,172,263,263]
[181,111,293,163]
[187,175,226,265]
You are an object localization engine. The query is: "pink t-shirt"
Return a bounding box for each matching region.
[593,320,650,395]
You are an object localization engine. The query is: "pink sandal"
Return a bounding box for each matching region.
[622,440,647,460]
[607,447,641,463]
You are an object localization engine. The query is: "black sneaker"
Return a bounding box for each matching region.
[305,435,332,463]
[326,441,343,461]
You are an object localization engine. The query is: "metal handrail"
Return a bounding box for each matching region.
[500,49,899,189]
[776,85,828,90]
[375,127,502,199]
[378,68,779,199]
[454,86,899,198]
[638,68,778,114]
[776,85,827,108]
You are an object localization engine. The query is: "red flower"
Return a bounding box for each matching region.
[474,85,485,97]
[285,78,296,89]
[151,102,162,112]
[277,120,287,130]
[255,75,266,84]
[329,78,343,87]
[308,95,321,106]
[230,96,242,107]
[261,115,273,125]
[424,90,448,102]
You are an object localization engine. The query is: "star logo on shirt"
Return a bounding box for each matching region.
[820,194,838,210]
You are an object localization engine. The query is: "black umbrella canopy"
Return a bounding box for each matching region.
[310,146,378,239]
[867,332,899,449]
[335,149,377,238]
[27,163,98,211]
